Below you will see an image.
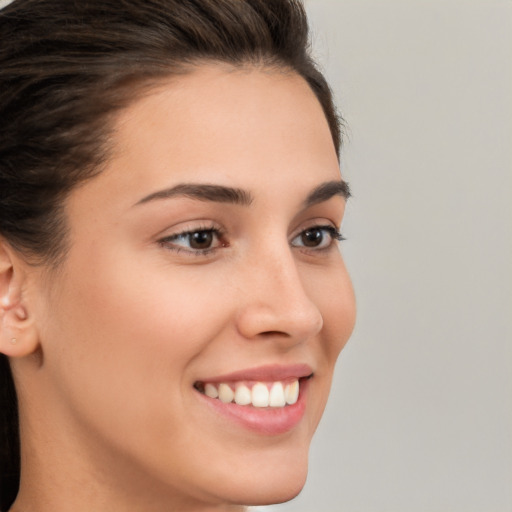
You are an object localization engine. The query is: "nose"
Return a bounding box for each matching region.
[235,246,324,346]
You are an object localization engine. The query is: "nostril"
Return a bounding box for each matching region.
[259,330,290,338]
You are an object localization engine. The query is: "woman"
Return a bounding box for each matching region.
[0,0,355,510]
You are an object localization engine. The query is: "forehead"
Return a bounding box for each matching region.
[72,64,341,217]
[115,65,337,170]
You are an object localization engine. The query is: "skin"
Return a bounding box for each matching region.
[0,64,356,512]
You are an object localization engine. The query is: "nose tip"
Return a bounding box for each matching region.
[236,299,323,344]
[235,260,324,344]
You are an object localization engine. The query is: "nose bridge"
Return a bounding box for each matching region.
[236,240,323,341]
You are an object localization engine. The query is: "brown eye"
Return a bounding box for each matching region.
[160,227,224,254]
[301,228,324,247]
[291,225,343,251]
[189,230,214,249]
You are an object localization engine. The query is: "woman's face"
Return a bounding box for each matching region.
[28,65,355,509]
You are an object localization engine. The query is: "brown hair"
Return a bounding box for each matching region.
[0,0,342,508]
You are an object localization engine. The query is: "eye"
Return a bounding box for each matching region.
[159,227,226,254]
[291,225,344,250]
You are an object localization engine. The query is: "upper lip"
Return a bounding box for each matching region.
[197,364,314,383]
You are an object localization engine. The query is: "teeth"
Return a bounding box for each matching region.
[199,379,301,408]
[218,383,234,403]
[204,383,218,399]
[285,380,299,405]
[234,384,252,405]
[252,383,270,407]
[269,382,286,407]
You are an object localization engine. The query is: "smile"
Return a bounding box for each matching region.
[194,379,301,408]
[193,365,313,434]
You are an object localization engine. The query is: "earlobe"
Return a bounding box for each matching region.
[0,240,40,357]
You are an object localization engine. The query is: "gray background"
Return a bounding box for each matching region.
[265,0,512,511]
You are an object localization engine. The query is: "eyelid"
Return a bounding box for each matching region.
[156,220,220,240]
[156,218,344,258]
[289,222,345,252]
[290,218,341,239]
[157,222,227,256]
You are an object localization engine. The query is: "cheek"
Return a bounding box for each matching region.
[308,262,356,365]
[39,252,230,429]
[299,261,355,430]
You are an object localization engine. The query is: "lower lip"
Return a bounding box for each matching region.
[195,379,309,436]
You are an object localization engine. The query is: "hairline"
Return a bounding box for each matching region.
[34,59,336,274]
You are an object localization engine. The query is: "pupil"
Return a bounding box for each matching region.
[302,229,323,247]
[190,231,213,249]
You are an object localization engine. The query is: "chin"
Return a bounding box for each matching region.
[217,449,310,507]
[246,474,307,507]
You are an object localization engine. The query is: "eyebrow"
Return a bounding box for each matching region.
[303,180,351,207]
[135,183,253,206]
[135,179,350,207]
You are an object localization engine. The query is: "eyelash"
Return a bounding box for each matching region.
[158,224,226,256]
[158,224,345,256]
[296,225,346,248]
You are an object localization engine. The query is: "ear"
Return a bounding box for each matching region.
[0,239,40,358]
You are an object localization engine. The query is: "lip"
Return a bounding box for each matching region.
[193,364,312,436]
[196,363,313,384]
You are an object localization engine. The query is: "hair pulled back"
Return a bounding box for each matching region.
[0,0,342,508]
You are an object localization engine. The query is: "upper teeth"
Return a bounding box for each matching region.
[201,380,300,408]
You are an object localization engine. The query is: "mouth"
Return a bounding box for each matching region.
[194,377,309,408]
[193,365,313,435]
